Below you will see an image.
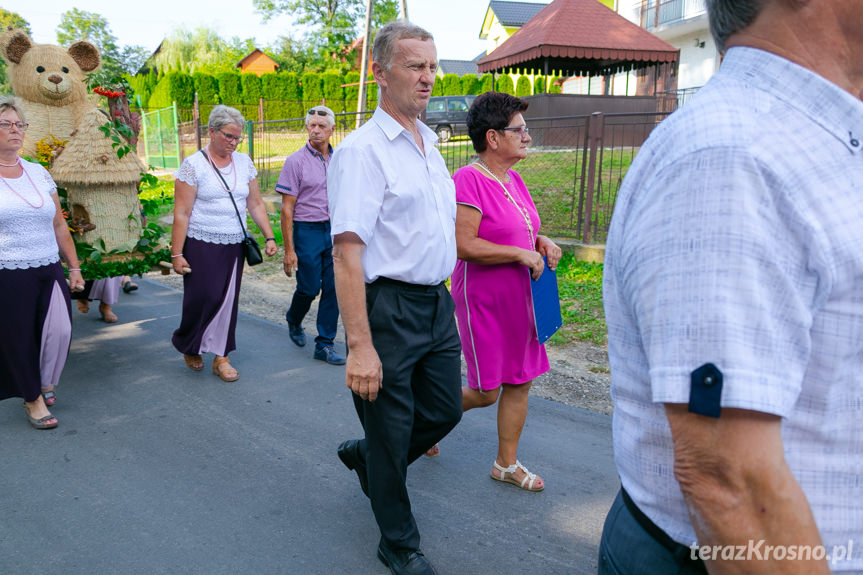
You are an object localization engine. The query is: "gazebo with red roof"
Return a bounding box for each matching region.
[478,0,679,92]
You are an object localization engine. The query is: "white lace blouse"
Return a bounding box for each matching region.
[0,160,60,270]
[174,150,258,244]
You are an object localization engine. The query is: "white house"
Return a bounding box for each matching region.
[616,0,719,94]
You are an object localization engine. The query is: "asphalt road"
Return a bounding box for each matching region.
[0,278,618,575]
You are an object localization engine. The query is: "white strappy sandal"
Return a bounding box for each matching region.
[491,460,544,492]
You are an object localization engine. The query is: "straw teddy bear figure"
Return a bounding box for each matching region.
[1,29,147,253]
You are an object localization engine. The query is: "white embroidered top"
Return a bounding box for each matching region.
[174,150,258,244]
[0,160,59,270]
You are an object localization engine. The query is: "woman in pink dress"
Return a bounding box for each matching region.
[449,92,561,491]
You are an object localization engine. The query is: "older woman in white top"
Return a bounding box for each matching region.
[0,96,84,429]
[170,105,277,382]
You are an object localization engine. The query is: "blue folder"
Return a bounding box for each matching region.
[531,257,563,344]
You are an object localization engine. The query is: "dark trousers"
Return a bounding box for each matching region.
[353,278,463,553]
[285,221,338,348]
[599,490,707,574]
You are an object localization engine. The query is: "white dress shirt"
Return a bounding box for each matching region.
[327,108,456,285]
[604,47,863,571]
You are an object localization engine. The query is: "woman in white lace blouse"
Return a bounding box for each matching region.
[0,96,84,429]
[170,105,277,382]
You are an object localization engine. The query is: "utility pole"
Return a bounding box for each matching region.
[356,0,374,128]
[400,0,408,20]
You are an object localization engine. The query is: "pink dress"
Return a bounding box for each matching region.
[451,165,550,391]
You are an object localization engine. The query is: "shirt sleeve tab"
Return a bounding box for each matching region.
[688,363,723,418]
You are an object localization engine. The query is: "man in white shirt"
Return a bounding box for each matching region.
[327,21,461,575]
[599,1,863,573]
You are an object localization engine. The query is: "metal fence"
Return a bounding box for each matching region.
[146,102,673,244]
[242,110,670,244]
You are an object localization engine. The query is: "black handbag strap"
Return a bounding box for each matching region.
[201,149,246,235]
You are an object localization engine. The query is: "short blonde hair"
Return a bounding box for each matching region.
[0,95,27,124]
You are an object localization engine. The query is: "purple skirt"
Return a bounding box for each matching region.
[0,262,72,402]
[172,237,244,357]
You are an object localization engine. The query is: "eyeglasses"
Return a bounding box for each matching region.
[308,109,330,117]
[0,121,28,132]
[218,129,244,144]
[501,125,529,139]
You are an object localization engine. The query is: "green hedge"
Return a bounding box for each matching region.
[461,75,481,95]
[442,73,462,96]
[479,74,494,93]
[549,76,562,94]
[516,75,532,97]
[431,80,443,96]
[533,75,546,94]
[301,72,323,109]
[192,72,219,122]
[240,73,262,106]
[495,74,514,95]
[147,72,193,108]
[217,72,242,105]
[321,73,345,113]
[366,74,378,110]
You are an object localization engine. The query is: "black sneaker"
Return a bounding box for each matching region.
[377,541,437,575]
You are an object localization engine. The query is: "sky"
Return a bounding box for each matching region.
[0,0,546,62]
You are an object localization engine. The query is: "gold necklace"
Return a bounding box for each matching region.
[472,160,535,246]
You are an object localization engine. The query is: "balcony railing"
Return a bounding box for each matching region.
[639,0,706,30]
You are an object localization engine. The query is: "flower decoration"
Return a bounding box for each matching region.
[93,86,126,98]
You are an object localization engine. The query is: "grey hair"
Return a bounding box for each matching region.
[373,20,434,70]
[707,0,766,53]
[0,95,26,124]
[306,105,335,128]
[208,104,246,131]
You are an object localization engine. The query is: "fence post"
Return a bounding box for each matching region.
[172,101,181,163]
[246,120,254,162]
[193,92,201,151]
[583,111,604,244]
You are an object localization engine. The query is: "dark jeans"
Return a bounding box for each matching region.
[285,221,338,348]
[352,278,463,553]
[599,490,707,575]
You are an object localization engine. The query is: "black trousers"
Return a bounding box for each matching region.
[353,278,463,553]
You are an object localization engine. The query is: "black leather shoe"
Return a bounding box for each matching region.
[337,439,369,498]
[288,323,306,347]
[377,541,437,575]
[314,345,346,365]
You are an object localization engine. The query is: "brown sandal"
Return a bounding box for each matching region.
[183,354,204,371]
[212,357,239,382]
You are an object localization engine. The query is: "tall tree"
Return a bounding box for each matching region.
[55,9,146,76]
[253,0,398,72]
[0,9,31,91]
[0,8,31,35]
[154,28,256,74]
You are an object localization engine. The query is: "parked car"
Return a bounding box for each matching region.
[423,95,476,143]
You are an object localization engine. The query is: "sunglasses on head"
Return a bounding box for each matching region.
[308,109,329,117]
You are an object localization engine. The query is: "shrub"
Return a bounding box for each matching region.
[301,72,323,109]
[479,73,494,93]
[549,76,562,94]
[516,75,532,97]
[442,73,461,95]
[431,80,444,96]
[321,73,345,113]
[533,75,547,94]
[495,74,514,95]
[366,74,378,110]
[461,75,481,96]
[148,71,194,108]
[282,72,304,119]
[240,73,262,105]
[217,72,242,105]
